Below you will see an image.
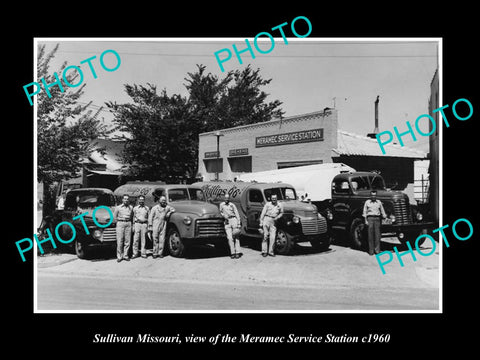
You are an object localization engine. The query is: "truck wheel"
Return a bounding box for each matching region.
[167,227,186,258]
[275,229,294,255]
[75,240,90,259]
[350,218,367,250]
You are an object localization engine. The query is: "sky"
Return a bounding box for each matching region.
[36,38,439,152]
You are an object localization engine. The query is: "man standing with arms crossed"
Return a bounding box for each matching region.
[259,194,284,257]
[132,195,149,259]
[148,195,175,259]
[113,194,133,263]
[363,190,387,255]
[219,194,242,259]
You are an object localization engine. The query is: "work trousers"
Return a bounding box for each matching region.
[367,216,381,255]
[152,222,167,257]
[262,217,276,255]
[225,217,241,255]
[133,222,148,256]
[116,221,132,260]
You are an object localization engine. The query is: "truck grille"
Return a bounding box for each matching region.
[301,217,327,235]
[195,219,226,238]
[101,227,117,242]
[393,199,413,224]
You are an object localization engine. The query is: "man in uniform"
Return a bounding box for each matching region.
[259,194,284,257]
[219,194,242,259]
[132,195,149,259]
[148,195,175,259]
[362,190,387,255]
[113,194,133,262]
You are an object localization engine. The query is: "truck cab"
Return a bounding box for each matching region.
[113,182,227,257]
[330,172,433,249]
[194,181,331,254]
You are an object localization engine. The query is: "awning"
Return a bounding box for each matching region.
[86,169,123,176]
[334,130,427,158]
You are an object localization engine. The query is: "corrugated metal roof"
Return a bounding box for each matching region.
[334,130,427,158]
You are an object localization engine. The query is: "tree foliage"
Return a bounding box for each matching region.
[107,64,284,182]
[37,44,111,214]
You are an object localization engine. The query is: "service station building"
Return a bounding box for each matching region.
[197,108,427,196]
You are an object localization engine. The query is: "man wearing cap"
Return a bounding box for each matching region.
[219,194,242,259]
[113,194,133,262]
[148,196,175,259]
[132,195,149,259]
[362,190,387,255]
[259,194,284,257]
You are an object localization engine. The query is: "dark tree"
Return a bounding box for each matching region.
[107,64,284,182]
[36,44,111,215]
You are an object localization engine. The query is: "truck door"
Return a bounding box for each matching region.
[246,188,265,230]
[331,178,352,229]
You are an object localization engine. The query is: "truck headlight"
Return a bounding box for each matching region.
[93,229,103,239]
[183,216,192,225]
[325,211,333,221]
[416,212,423,221]
[292,216,300,224]
[389,214,396,223]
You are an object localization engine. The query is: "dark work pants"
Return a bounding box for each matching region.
[367,216,381,255]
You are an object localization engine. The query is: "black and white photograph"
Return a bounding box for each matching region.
[32,38,441,312]
[7,6,478,355]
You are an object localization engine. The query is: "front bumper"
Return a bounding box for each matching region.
[381,221,436,235]
[295,232,332,244]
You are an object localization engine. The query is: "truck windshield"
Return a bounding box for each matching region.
[188,188,206,201]
[167,188,190,202]
[370,175,386,190]
[264,187,297,201]
[166,188,207,202]
[65,192,115,210]
[350,176,370,191]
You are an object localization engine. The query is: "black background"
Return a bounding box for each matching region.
[5,3,477,355]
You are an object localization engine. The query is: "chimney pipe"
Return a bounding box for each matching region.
[366,95,380,139]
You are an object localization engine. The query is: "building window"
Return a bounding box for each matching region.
[228,156,252,173]
[203,158,223,173]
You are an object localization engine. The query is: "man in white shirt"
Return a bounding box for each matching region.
[259,194,284,257]
[362,190,387,255]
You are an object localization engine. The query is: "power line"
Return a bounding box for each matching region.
[46,40,439,45]
[55,50,437,59]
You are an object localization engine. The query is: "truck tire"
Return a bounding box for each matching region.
[275,229,295,255]
[167,226,186,258]
[350,218,367,250]
[75,239,90,259]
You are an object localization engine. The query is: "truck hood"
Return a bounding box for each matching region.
[280,200,318,213]
[79,206,115,226]
[171,200,222,217]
